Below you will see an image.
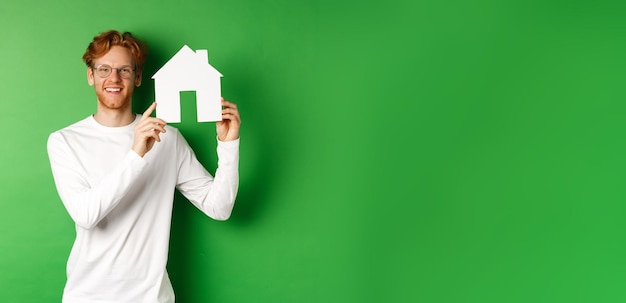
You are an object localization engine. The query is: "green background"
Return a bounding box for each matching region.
[1,0,625,302]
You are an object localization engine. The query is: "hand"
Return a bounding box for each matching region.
[216,98,241,141]
[133,102,167,157]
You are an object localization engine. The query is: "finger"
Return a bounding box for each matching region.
[137,117,167,131]
[152,132,162,142]
[221,113,240,123]
[141,102,157,120]
[145,132,161,143]
[221,108,240,118]
[142,117,167,128]
[221,112,241,124]
[142,128,163,142]
[144,124,165,134]
[221,99,238,109]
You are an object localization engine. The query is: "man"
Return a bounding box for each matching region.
[47,30,241,303]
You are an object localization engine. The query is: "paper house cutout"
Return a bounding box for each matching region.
[152,45,223,123]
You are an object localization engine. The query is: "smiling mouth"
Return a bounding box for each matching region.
[105,88,121,92]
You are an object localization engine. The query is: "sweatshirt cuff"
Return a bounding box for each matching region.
[126,150,148,169]
[217,138,240,165]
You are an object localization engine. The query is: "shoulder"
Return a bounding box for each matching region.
[159,124,184,144]
[48,116,92,143]
[51,116,93,136]
[164,124,181,134]
[158,125,195,155]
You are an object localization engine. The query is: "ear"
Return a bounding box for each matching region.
[135,70,142,87]
[87,67,94,86]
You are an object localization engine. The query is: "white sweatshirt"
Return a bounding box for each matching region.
[47,114,239,303]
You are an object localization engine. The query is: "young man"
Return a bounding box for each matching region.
[47,30,241,303]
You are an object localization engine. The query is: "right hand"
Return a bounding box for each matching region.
[133,102,167,157]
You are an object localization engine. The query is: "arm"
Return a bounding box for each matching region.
[48,104,166,229]
[176,136,239,220]
[47,132,148,229]
[176,98,241,220]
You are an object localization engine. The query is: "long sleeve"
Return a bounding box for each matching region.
[47,132,148,229]
[175,131,240,220]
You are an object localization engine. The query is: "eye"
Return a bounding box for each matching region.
[121,67,132,74]
[98,67,111,73]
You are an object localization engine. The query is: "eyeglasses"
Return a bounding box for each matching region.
[92,64,135,79]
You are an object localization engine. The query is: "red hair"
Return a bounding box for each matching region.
[82,30,148,73]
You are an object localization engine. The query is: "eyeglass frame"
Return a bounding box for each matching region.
[92,64,137,79]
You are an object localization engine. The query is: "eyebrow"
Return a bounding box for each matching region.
[96,64,134,67]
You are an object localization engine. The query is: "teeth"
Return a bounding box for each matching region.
[106,88,121,92]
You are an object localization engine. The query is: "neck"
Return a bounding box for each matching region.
[93,104,135,127]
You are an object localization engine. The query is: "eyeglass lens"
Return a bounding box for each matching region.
[95,65,134,79]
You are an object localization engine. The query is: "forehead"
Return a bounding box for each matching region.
[93,45,134,66]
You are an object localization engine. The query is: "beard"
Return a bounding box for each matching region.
[95,88,133,110]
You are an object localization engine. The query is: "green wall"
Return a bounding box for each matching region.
[2,0,626,302]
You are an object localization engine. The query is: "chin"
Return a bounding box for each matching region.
[99,98,131,110]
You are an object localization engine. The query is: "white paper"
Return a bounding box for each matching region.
[152,45,223,123]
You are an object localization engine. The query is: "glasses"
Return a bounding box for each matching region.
[93,64,135,79]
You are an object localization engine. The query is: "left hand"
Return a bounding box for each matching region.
[216,98,241,141]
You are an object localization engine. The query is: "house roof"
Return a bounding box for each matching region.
[152,45,222,80]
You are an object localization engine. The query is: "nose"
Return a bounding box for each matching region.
[109,68,122,81]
